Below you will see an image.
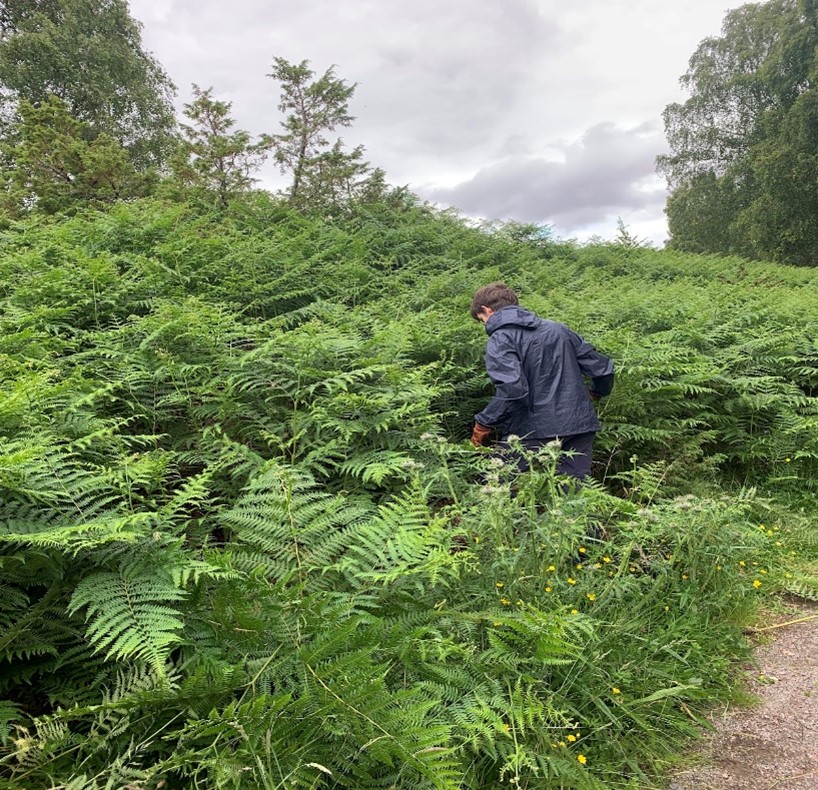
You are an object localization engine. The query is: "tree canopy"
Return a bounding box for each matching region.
[0,0,177,168]
[659,0,818,265]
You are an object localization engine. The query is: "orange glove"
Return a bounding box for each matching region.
[471,422,492,447]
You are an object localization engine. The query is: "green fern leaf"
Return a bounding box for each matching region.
[68,565,186,674]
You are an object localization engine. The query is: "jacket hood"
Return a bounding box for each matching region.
[484,306,539,335]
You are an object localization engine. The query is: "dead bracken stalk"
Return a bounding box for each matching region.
[746,614,818,634]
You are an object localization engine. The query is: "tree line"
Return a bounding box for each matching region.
[0,0,385,218]
[2,0,817,257]
[659,0,818,266]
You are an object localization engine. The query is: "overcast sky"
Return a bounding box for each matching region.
[128,0,750,245]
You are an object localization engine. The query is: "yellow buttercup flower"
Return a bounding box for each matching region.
[567,577,576,585]
[577,754,587,765]
[586,593,596,601]
[567,734,577,742]
[753,579,762,589]
[578,547,587,554]
[603,556,612,563]
[496,582,504,588]
[545,586,552,593]
[612,687,621,695]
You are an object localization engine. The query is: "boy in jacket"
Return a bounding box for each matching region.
[470,283,614,480]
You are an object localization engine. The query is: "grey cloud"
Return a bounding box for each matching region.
[422,122,668,231]
[133,0,566,179]
[128,0,738,239]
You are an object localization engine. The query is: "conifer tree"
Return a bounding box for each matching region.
[171,84,269,210]
[268,56,380,211]
[0,94,148,216]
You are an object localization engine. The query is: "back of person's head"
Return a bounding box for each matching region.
[470,282,519,320]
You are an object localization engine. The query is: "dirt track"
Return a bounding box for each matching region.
[668,600,818,790]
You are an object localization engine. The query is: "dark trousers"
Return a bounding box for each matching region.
[495,432,595,480]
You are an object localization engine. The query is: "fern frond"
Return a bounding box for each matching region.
[337,483,462,589]
[781,576,818,601]
[338,449,415,485]
[68,564,186,674]
[0,700,22,745]
[220,462,374,587]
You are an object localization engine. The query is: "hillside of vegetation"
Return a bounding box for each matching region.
[0,194,816,789]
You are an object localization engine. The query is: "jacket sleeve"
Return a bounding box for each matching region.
[474,332,529,428]
[571,331,615,396]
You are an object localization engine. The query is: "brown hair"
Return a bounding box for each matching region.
[470,282,519,320]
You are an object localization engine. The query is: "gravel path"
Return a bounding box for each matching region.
[669,600,818,790]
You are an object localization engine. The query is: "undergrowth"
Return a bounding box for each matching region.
[0,196,816,788]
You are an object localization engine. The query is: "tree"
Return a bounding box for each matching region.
[0,0,176,169]
[738,86,818,265]
[658,0,818,265]
[0,95,149,216]
[664,172,754,257]
[268,56,378,211]
[170,85,268,210]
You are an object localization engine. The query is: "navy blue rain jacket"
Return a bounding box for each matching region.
[474,307,614,439]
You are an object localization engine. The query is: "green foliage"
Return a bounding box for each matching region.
[0,0,176,168]
[68,561,187,673]
[660,0,818,265]
[0,95,149,216]
[268,56,382,212]
[0,198,816,788]
[169,85,269,210]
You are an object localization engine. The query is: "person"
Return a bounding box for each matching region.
[470,282,614,480]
